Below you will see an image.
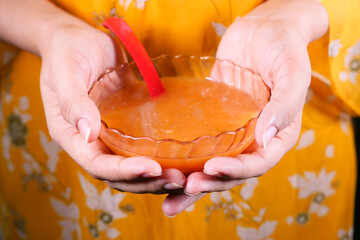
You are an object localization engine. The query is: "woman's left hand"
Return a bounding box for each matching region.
[161,0,329,217]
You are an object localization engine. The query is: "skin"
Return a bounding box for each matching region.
[0,0,328,217]
[167,0,329,216]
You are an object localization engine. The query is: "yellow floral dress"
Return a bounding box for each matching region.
[1,0,359,239]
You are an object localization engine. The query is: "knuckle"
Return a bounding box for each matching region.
[255,163,267,178]
[254,171,265,178]
[105,181,115,188]
[278,107,297,130]
[59,97,75,124]
[105,181,125,192]
[115,160,128,180]
[87,170,103,181]
[142,183,156,193]
[105,181,115,189]
[47,124,73,150]
[85,162,105,181]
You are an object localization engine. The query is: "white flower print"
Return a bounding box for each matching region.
[118,0,148,10]
[1,96,31,172]
[4,92,12,104]
[207,179,277,237]
[339,71,347,81]
[14,97,32,123]
[286,216,294,225]
[287,168,336,225]
[22,149,38,174]
[325,144,335,158]
[79,173,128,239]
[288,168,335,199]
[212,22,227,37]
[2,134,14,171]
[305,87,313,103]
[309,201,329,217]
[105,227,120,238]
[329,39,342,57]
[19,96,29,111]
[5,206,26,239]
[21,148,57,191]
[51,198,79,218]
[79,173,127,219]
[340,38,360,84]
[98,188,127,219]
[209,192,221,204]
[240,202,251,210]
[236,221,278,240]
[340,112,350,135]
[253,208,266,223]
[240,178,259,200]
[208,191,243,220]
[1,95,58,191]
[2,51,16,65]
[50,197,81,240]
[296,129,315,150]
[39,130,62,173]
[338,227,353,240]
[184,204,195,212]
[135,0,148,9]
[61,187,72,201]
[97,218,121,239]
[118,0,132,10]
[210,191,233,205]
[83,216,121,239]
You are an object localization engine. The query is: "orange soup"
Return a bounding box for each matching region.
[99,77,260,141]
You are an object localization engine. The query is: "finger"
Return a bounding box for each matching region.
[162,193,207,217]
[204,113,301,179]
[255,55,311,148]
[184,172,245,194]
[41,88,163,181]
[62,128,163,181]
[63,132,163,181]
[48,61,101,143]
[106,168,186,194]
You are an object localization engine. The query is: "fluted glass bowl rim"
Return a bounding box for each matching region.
[89,54,270,154]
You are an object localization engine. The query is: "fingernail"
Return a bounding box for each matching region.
[141,172,162,178]
[262,126,278,149]
[164,213,176,218]
[163,182,184,190]
[203,169,222,177]
[184,190,201,196]
[77,118,91,143]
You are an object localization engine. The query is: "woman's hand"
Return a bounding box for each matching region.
[0,0,197,215]
[169,0,329,210]
[38,12,189,195]
[40,23,188,194]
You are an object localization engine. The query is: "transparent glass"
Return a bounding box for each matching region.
[89,55,270,174]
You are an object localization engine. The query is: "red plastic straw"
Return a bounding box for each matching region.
[103,17,165,98]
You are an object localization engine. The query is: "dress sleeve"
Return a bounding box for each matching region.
[321,0,360,115]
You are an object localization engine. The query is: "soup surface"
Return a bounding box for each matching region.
[99,77,260,141]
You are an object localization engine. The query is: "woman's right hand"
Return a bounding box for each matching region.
[38,13,189,195]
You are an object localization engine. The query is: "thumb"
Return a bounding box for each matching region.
[55,73,101,143]
[255,67,310,148]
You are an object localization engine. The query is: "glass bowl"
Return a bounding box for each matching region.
[89,55,270,174]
